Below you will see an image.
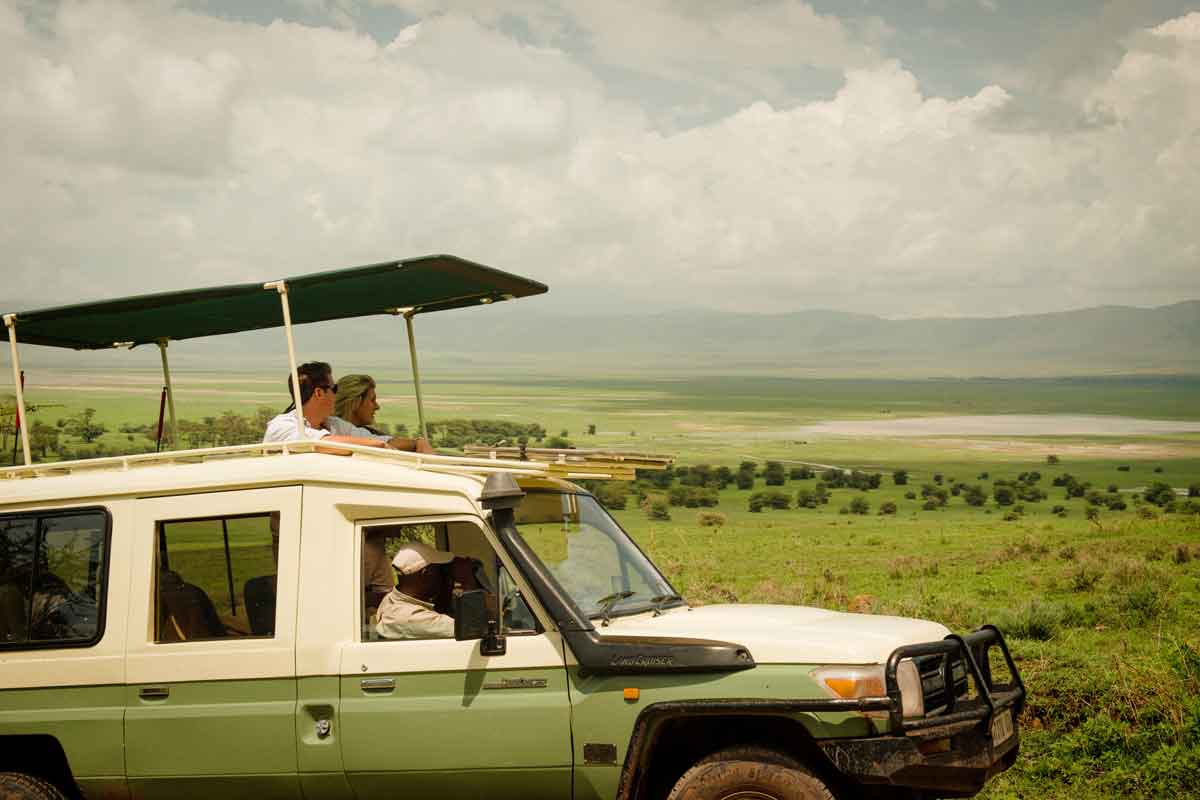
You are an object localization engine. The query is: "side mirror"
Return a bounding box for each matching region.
[453,589,506,656]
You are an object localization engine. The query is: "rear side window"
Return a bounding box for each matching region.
[155,512,278,642]
[0,509,110,649]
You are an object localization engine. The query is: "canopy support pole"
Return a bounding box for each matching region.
[265,281,306,434]
[156,339,179,450]
[3,315,31,466]
[401,309,428,440]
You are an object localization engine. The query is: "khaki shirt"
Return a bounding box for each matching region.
[375,590,455,640]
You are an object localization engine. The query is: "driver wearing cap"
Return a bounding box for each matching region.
[375,542,478,640]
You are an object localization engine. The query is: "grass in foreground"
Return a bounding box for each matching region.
[613,473,1200,799]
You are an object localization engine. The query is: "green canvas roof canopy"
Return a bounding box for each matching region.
[3,254,548,466]
[4,254,548,350]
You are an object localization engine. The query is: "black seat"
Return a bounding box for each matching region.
[243,575,277,637]
[158,570,224,642]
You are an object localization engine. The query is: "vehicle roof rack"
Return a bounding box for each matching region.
[461,445,673,482]
[0,440,549,483]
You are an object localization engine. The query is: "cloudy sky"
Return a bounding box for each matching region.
[2,0,1199,319]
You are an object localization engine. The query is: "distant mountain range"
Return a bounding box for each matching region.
[10,300,1198,378]
[392,299,1200,376]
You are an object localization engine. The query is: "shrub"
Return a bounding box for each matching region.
[977,471,989,480]
[1118,582,1164,624]
[789,466,814,480]
[1154,466,1164,473]
[714,466,734,488]
[1051,504,1066,515]
[998,601,1060,641]
[921,484,948,506]
[1085,507,1100,522]
[1175,545,1193,564]
[933,473,944,485]
[904,490,917,500]
[1117,464,1131,472]
[1046,454,1060,464]
[1109,557,1157,588]
[1189,483,1200,498]
[1107,483,1119,493]
[697,511,726,528]
[735,471,755,491]
[963,485,987,507]
[922,500,939,511]
[893,469,909,486]
[764,461,786,486]
[594,482,629,510]
[1058,545,1076,560]
[993,485,1015,506]
[796,489,819,509]
[749,490,790,512]
[1070,563,1102,592]
[878,501,898,515]
[820,469,882,491]
[643,497,671,521]
[848,496,870,515]
[1144,482,1175,507]
[668,486,719,508]
[765,490,791,509]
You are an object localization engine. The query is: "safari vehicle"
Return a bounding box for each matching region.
[0,256,1024,800]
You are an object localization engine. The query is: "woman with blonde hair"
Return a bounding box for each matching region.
[333,374,433,455]
[334,374,386,435]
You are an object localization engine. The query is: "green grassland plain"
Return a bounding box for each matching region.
[6,370,1200,798]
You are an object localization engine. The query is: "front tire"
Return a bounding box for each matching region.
[0,773,68,800]
[667,746,837,800]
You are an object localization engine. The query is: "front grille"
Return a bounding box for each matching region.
[915,653,969,715]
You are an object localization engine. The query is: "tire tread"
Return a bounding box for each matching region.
[0,772,69,800]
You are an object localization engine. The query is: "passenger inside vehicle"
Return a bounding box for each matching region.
[361,521,538,642]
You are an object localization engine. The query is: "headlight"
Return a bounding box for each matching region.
[896,659,925,718]
[814,661,925,719]
[814,665,886,701]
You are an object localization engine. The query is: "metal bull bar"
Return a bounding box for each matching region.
[885,624,1026,732]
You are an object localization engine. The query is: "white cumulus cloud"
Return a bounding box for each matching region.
[0,1,1197,320]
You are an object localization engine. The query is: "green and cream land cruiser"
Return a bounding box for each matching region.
[0,256,1024,799]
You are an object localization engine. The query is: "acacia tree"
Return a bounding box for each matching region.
[65,408,106,443]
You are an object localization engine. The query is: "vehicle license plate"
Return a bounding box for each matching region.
[990,710,1014,746]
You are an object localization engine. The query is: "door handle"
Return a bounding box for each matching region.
[360,678,396,693]
[139,686,170,700]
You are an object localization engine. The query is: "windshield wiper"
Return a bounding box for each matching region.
[591,590,636,626]
[650,592,685,616]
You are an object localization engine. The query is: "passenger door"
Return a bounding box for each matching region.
[123,487,302,800]
[337,517,573,799]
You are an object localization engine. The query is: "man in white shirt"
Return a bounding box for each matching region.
[262,361,434,452]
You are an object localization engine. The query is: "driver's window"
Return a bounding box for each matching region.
[361,521,538,641]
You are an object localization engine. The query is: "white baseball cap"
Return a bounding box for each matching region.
[391,542,455,575]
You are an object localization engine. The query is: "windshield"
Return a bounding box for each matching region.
[512,491,680,619]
